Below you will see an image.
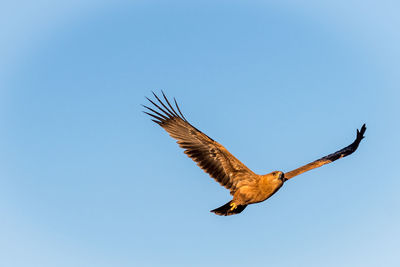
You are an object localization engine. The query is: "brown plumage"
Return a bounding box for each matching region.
[143,92,366,216]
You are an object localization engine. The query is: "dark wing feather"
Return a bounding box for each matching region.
[285,124,366,180]
[143,92,255,194]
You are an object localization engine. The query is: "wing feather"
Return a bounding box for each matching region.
[285,124,366,180]
[144,92,255,194]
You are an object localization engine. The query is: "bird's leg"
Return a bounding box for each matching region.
[230,202,237,211]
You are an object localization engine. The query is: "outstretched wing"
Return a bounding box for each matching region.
[285,124,366,180]
[143,92,255,194]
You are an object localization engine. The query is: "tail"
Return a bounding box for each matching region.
[210,201,247,216]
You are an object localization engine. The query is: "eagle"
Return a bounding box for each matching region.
[143,92,366,216]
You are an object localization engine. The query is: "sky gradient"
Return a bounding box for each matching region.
[1,1,399,266]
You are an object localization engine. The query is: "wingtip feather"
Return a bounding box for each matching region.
[356,123,367,141]
[162,91,180,117]
[174,97,188,121]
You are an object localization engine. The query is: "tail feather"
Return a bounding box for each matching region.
[210,201,247,216]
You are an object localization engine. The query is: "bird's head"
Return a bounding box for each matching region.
[272,171,287,182]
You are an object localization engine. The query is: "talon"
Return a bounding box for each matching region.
[230,203,237,211]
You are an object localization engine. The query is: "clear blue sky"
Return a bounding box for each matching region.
[1,1,399,266]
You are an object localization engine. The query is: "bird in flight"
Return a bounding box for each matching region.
[143,92,366,216]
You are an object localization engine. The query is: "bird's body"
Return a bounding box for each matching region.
[143,92,366,216]
[211,171,285,215]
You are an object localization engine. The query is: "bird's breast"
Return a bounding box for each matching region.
[257,178,283,202]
